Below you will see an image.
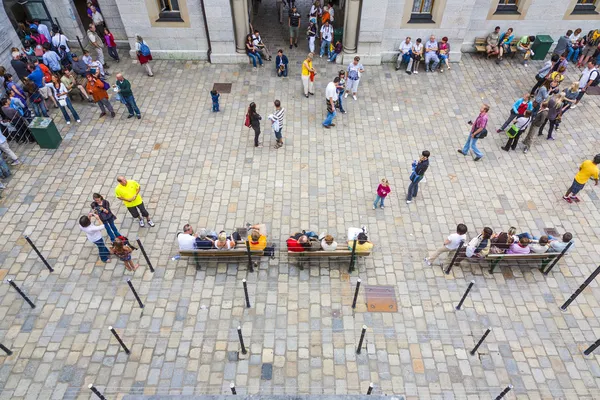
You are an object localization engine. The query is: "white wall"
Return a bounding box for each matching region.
[0,5,23,79]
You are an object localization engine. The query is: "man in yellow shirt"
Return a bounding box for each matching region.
[115,175,155,227]
[564,155,600,203]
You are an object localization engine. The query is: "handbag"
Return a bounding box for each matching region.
[58,98,67,107]
[244,113,250,128]
[474,128,488,139]
[506,125,519,138]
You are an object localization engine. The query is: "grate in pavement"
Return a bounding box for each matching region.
[364,285,398,312]
[212,83,232,93]
[544,227,560,237]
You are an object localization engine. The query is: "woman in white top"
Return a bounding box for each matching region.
[48,75,80,124]
[214,232,234,250]
[406,38,423,74]
[321,235,338,251]
[51,31,70,53]
[79,213,110,262]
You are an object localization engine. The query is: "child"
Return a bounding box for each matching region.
[210,89,220,112]
[336,69,346,114]
[109,237,138,271]
[424,223,468,266]
[373,178,391,209]
[329,40,342,62]
[82,49,92,66]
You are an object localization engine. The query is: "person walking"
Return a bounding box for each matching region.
[276,0,285,24]
[563,154,600,203]
[115,176,155,227]
[49,75,81,124]
[273,100,285,148]
[87,23,106,68]
[336,69,346,114]
[288,5,301,49]
[501,110,532,151]
[458,104,489,161]
[424,223,468,266]
[91,193,121,242]
[323,77,339,129]
[210,89,220,112]
[307,20,317,53]
[301,53,316,98]
[345,56,364,100]
[248,102,262,147]
[0,131,21,166]
[115,73,141,119]
[522,101,548,153]
[574,61,598,106]
[104,27,119,62]
[86,73,115,118]
[530,54,559,95]
[319,20,333,58]
[79,213,110,263]
[538,93,563,140]
[406,150,430,204]
[135,35,154,77]
[373,178,391,209]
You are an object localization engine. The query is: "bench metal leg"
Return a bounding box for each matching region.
[246,241,254,272]
[194,253,201,270]
[488,256,504,274]
[348,239,357,273]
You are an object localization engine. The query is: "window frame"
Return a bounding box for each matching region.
[494,0,520,14]
[157,0,184,22]
[408,0,436,24]
[572,0,599,14]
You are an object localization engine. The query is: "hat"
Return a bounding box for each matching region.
[71,53,78,57]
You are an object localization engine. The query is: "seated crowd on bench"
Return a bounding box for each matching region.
[177,224,268,252]
[286,231,373,253]
[395,35,451,74]
[424,224,574,266]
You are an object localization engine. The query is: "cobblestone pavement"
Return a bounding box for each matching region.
[1,27,600,400]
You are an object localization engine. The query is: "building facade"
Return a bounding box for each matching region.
[1,0,600,71]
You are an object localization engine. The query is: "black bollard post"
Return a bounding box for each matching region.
[109,326,130,354]
[237,326,247,354]
[543,241,572,275]
[126,279,144,308]
[88,384,107,400]
[230,382,237,394]
[356,325,367,354]
[470,327,491,355]
[136,238,155,273]
[560,265,600,311]
[7,279,36,308]
[584,338,600,356]
[444,241,464,275]
[0,343,13,355]
[245,241,254,273]
[494,384,513,400]
[366,382,373,395]
[24,235,54,272]
[242,279,251,308]
[456,280,475,310]
[348,239,358,273]
[352,278,362,309]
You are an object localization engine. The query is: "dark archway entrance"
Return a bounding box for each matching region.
[3,0,54,41]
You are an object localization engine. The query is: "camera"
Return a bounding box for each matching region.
[467,120,473,125]
[93,206,102,214]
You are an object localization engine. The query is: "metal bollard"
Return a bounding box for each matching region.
[246,241,254,273]
[24,235,54,272]
[543,241,572,274]
[352,278,362,309]
[584,338,600,356]
[366,382,373,395]
[136,238,155,273]
[444,240,464,275]
[237,326,247,354]
[494,384,513,400]
[0,343,13,355]
[456,280,475,310]
[470,327,491,355]
[88,383,107,400]
[348,239,358,273]
[242,279,251,308]
[109,326,130,354]
[560,265,600,311]
[356,325,367,354]
[230,382,237,394]
[126,279,144,308]
[7,279,36,308]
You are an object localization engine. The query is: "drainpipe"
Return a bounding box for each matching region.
[198,0,212,63]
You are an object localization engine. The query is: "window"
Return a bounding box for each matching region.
[495,0,520,14]
[573,0,598,14]
[157,0,183,21]
[409,0,435,23]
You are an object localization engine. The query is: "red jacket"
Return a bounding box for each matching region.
[287,238,305,252]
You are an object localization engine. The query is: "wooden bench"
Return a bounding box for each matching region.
[287,243,371,272]
[474,37,519,58]
[179,241,266,271]
[485,252,568,273]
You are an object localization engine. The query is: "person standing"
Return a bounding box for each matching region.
[319,20,333,58]
[79,213,110,263]
[345,56,364,100]
[91,193,121,242]
[373,178,391,209]
[522,101,548,153]
[406,150,430,204]
[563,155,600,203]
[458,104,489,161]
[336,69,346,114]
[109,238,138,271]
[115,73,141,119]
[497,94,532,133]
[301,53,316,98]
[87,24,106,68]
[11,50,29,81]
[86,73,115,118]
[288,6,301,49]
[501,110,532,151]
[273,100,285,148]
[90,6,106,39]
[49,75,81,124]
[135,35,154,77]
[276,0,285,24]
[115,176,155,227]
[307,20,317,53]
[42,43,62,73]
[530,54,559,95]
[0,131,21,166]
[210,89,220,112]
[323,77,339,129]
[574,61,598,106]
[538,93,563,140]
[248,102,262,147]
[104,27,119,62]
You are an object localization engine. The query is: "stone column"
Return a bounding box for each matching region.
[231,0,250,54]
[354,0,388,65]
[204,0,248,63]
[343,0,361,54]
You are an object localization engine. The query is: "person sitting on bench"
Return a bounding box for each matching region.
[215,231,234,250]
[456,227,493,263]
[507,236,531,254]
[549,232,574,253]
[248,228,267,251]
[347,232,373,252]
[321,234,338,251]
[530,236,550,253]
[287,233,309,252]
[195,229,215,249]
[178,224,197,250]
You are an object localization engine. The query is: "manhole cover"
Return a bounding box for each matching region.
[212,83,232,93]
[364,285,398,312]
[544,228,560,237]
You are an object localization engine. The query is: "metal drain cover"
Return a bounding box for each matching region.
[364,285,398,312]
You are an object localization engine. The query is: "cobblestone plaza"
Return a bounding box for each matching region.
[1,52,600,400]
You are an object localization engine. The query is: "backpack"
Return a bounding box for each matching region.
[139,42,151,56]
[475,128,488,139]
[244,113,251,128]
[117,235,138,250]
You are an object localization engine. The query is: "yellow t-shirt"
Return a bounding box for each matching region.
[575,160,599,184]
[347,241,374,252]
[115,180,143,207]
[247,235,267,251]
[550,71,564,83]
[301,59,312,76]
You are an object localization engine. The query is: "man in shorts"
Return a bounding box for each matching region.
[579,29,600,66]
[563,154,600,203]
[288,5,301,49]
[115,176,155,227]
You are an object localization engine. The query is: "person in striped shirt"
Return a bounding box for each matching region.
[273,100,285,148]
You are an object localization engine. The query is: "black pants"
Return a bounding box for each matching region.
[127,202,149,219]
[253,126,261,146]
[530,75,545,95]
[538,118,557,138]
[503,130,523,151]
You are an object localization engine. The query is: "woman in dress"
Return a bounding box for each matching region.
[135,34,154,76]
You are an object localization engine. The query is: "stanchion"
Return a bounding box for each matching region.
[230,382,237,394]
[470,327,491,355]
[352,278,362,309]
[237,326,247,354]
[366,382,373,395]
[136,238,155,273]
[109,326,130,354]
[348,239,357,273]
[242,279,251,308]
[444,241,464,275]
[584,338,600,356]
[456,280,475,310]
[542,241,572,274]
[246,241,254,273]
[560,265,600,311]
[494,384,513,400]
[88,384,107,400]
[7,279,36,308]
[126,279,144,308]
[24,235,54,272]
[0,343,13,355]
[356,325,367,354]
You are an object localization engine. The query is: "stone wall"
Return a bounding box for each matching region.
[99,0,128,42]
[0,6,23,79]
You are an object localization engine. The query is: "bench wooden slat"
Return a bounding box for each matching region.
[288,251,371,257]
[486,253,560,259]
[179,250,264,257]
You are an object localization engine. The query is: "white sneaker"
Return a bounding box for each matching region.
[10,160,21,166]
[139,219,145,227]
[66,121,70,125]
[352,95,357,101]
[406,200,412,204]
[424,258,431,266]
[414,71,419,74]
[372,205,376,209]
[147,219,155,227]
[76,119,81,123]
[421,177,427,183]
[344,92,349,99]
[570,104,577,109]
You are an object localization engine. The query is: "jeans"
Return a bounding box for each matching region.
[277,66,288,77]
[107,46,120,61]
[274,128,282,141]
[461,135,483,158]
[329,52,339,62]
[406,178,420,201]
[320,39,331,57]
[247,52,263,67]
[58,97,80,122]
[94,238,110,262]
[568,47,580,62]
[539,118,558,138]
[31,100,49,117]
[373,195,385,208]
[337,92,345,112]
[323,110,336,126]
[97,98,114,114]
[123,94,141,116]
[0,156,10,178]
[253,127,261,146]
[425,52,439,71]
[439,54,448,65]
[103,219,122,242]
[212,101,219,111]
[500,110,518,131]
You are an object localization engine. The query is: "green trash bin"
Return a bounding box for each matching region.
[28,117,62,149]
[530,35,554,60]
[334,28,343,45]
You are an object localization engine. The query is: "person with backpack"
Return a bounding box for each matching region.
[87,23,106,68]
[497,94,532,133]
[91,193,121,242]
[577,29,600,67]
[574,60,599,106]
[501,110,532,151]
[458,104,489,161]
[135,34,154,76]
[85,72,115,118]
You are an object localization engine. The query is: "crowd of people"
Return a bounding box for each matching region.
[286,229,373,253]
[177,223,272,254]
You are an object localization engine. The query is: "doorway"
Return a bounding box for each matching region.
[3,0,54,36]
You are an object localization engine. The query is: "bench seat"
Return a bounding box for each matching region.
[180,249,264,257]
[288,250,371,257]
[485,252,565,273]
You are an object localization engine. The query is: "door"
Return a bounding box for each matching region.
[24,0,54,29]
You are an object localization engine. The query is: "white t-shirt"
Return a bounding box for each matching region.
[515,116,531,130]
[347,62,363,80]
[325,81,337,101]
[80,223,104,243]
[321,25,333,41]
[321,239,338,251]
[445,233,467,250]
[47,82,69,101]
[52,34,70,52]
[579,67,599,89]
[92,11,104,25]
[252,34,262,47]
[399,41,412,54]
[413,43,423,54]
[178,233,196,250]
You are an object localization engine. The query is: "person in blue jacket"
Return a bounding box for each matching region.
[275,49,289,77]
[496,28,514,62]
[497,93,533,133]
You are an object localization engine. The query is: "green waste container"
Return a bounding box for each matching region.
[28,117,62,149]
[530,35,554,60]
[334,27,343,45]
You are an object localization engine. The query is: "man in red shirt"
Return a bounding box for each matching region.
[287,233,308,252]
